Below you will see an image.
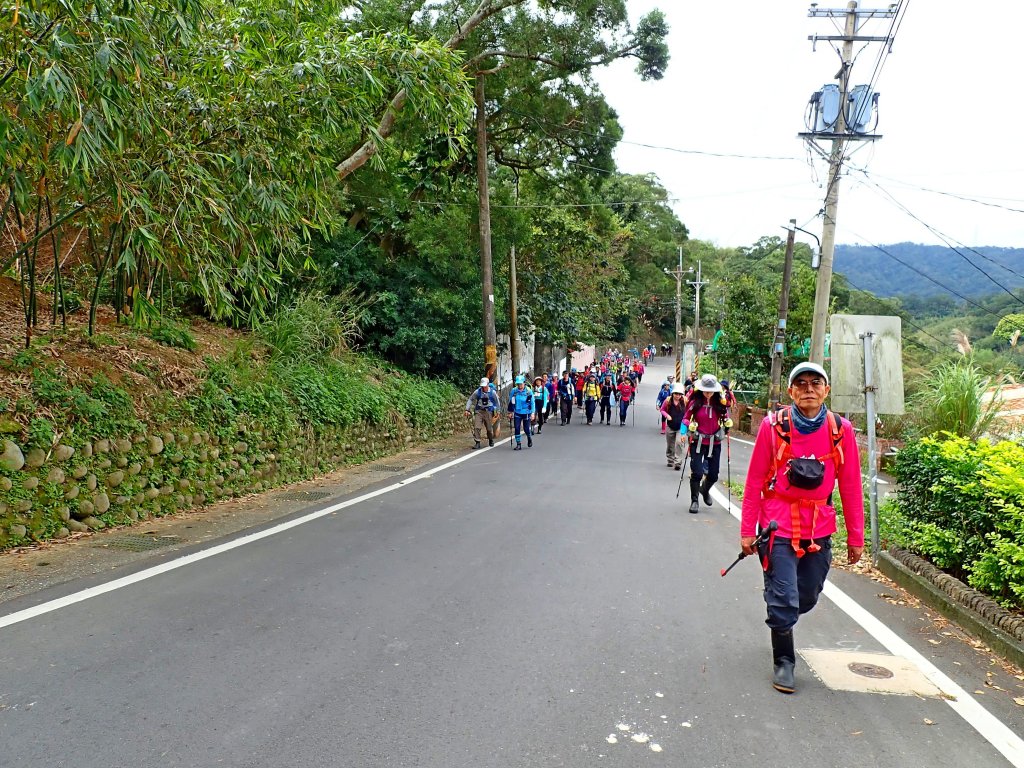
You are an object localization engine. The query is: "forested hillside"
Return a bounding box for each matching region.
[834,243,1024,299]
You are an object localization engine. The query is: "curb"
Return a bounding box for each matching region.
[877,547,1024,670]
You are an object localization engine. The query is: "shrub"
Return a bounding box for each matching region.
[148,321,197,351]
[909,359,1000,439]
[258,290,367,367]
[886,433,1024,607]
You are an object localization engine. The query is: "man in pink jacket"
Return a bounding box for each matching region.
[740,361,864,694]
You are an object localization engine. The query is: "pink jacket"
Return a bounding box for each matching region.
[740,412,865,546]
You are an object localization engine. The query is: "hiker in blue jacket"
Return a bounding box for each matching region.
[507,375,536,450]
[556,371,575,425]
[656,380,672,435]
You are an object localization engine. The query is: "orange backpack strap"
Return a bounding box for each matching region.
[825,410,845,466]
[764,406,792,496]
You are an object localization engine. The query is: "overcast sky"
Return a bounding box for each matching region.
[594,0,1024,251]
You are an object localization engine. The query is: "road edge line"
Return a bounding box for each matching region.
[0,448,490,631]
[709,485,1024,767]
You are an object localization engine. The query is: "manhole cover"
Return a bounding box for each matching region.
[96,535,182,552]
[371,465,406,473]
[848,662,895,679]
[279,491,333,501]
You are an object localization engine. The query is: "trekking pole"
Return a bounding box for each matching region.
[726,431,732,510]
[674,437,692,498]
[631,400,635,427]
[721,521,778,577]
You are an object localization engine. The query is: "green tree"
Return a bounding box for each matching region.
[2,0,475,340]
[993,313,1024,344]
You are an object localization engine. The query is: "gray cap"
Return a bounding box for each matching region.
[788,362,829,386]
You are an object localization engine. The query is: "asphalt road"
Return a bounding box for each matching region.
[1,358,1022,767]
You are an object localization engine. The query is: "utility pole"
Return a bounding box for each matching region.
[769,221,797,409]
[664,247,685,383]
[803,1,896,364]
[509,174,521,379]
[475,74,498,382]
[509,243,520,378]
[688,260,708,370]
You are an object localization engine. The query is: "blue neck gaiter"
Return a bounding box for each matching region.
[791,404,827,435]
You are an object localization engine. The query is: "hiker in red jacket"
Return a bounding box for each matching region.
[740,362,864,695]
[616,378,634,426]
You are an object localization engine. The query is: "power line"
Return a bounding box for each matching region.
[501,107,804,162]
[855,175,1024,304]
[850,165,1024,214]
[839,274,947,353]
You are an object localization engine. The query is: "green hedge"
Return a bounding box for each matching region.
[882,434,1024,608]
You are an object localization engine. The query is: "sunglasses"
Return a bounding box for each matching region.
[792,378,826,390]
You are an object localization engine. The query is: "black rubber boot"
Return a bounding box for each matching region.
[488,438,494,447]
[688,478,700,514]
[473,441,481,450]
[700,478,713,506]
[771,629,796,694]
[527,436,533,448]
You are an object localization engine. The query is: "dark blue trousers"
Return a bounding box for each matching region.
[758,535,832,631]
[513,413,533,440]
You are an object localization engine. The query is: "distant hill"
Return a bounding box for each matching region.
[834,243,1024,298]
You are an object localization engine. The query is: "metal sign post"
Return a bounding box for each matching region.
[862,331,879,564]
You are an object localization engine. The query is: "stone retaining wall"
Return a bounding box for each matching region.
[880,546,1024,670]
[0,401,465,550]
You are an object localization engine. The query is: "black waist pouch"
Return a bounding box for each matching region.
[787,457,825,490]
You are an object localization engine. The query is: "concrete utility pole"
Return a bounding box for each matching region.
[475,75,498,383]
[804,1,896,364]
[664,247,685,382]
[688,260,708,368]
[769,221,797,409]
[509,244,520,378]
[509,175,521,379]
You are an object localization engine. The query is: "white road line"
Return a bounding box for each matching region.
[0,447,492,631]
[710,485,1024,767]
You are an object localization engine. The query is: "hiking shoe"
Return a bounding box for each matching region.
[488,439,494,447]
[472,441,481,450]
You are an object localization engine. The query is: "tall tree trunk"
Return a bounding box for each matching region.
[475,74,497,382]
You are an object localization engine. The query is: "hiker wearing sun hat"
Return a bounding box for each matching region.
[681,373,729,513]
[740,361,864,694]
[660,382,688,469]
[530,376,550,434]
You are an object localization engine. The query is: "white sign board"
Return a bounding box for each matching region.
[829,314,905,414]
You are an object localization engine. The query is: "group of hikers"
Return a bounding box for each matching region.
[464,350,865,697]
[463,349,650,450]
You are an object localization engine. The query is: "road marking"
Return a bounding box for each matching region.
[0,448,492,631]
[711,485,1024,767]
